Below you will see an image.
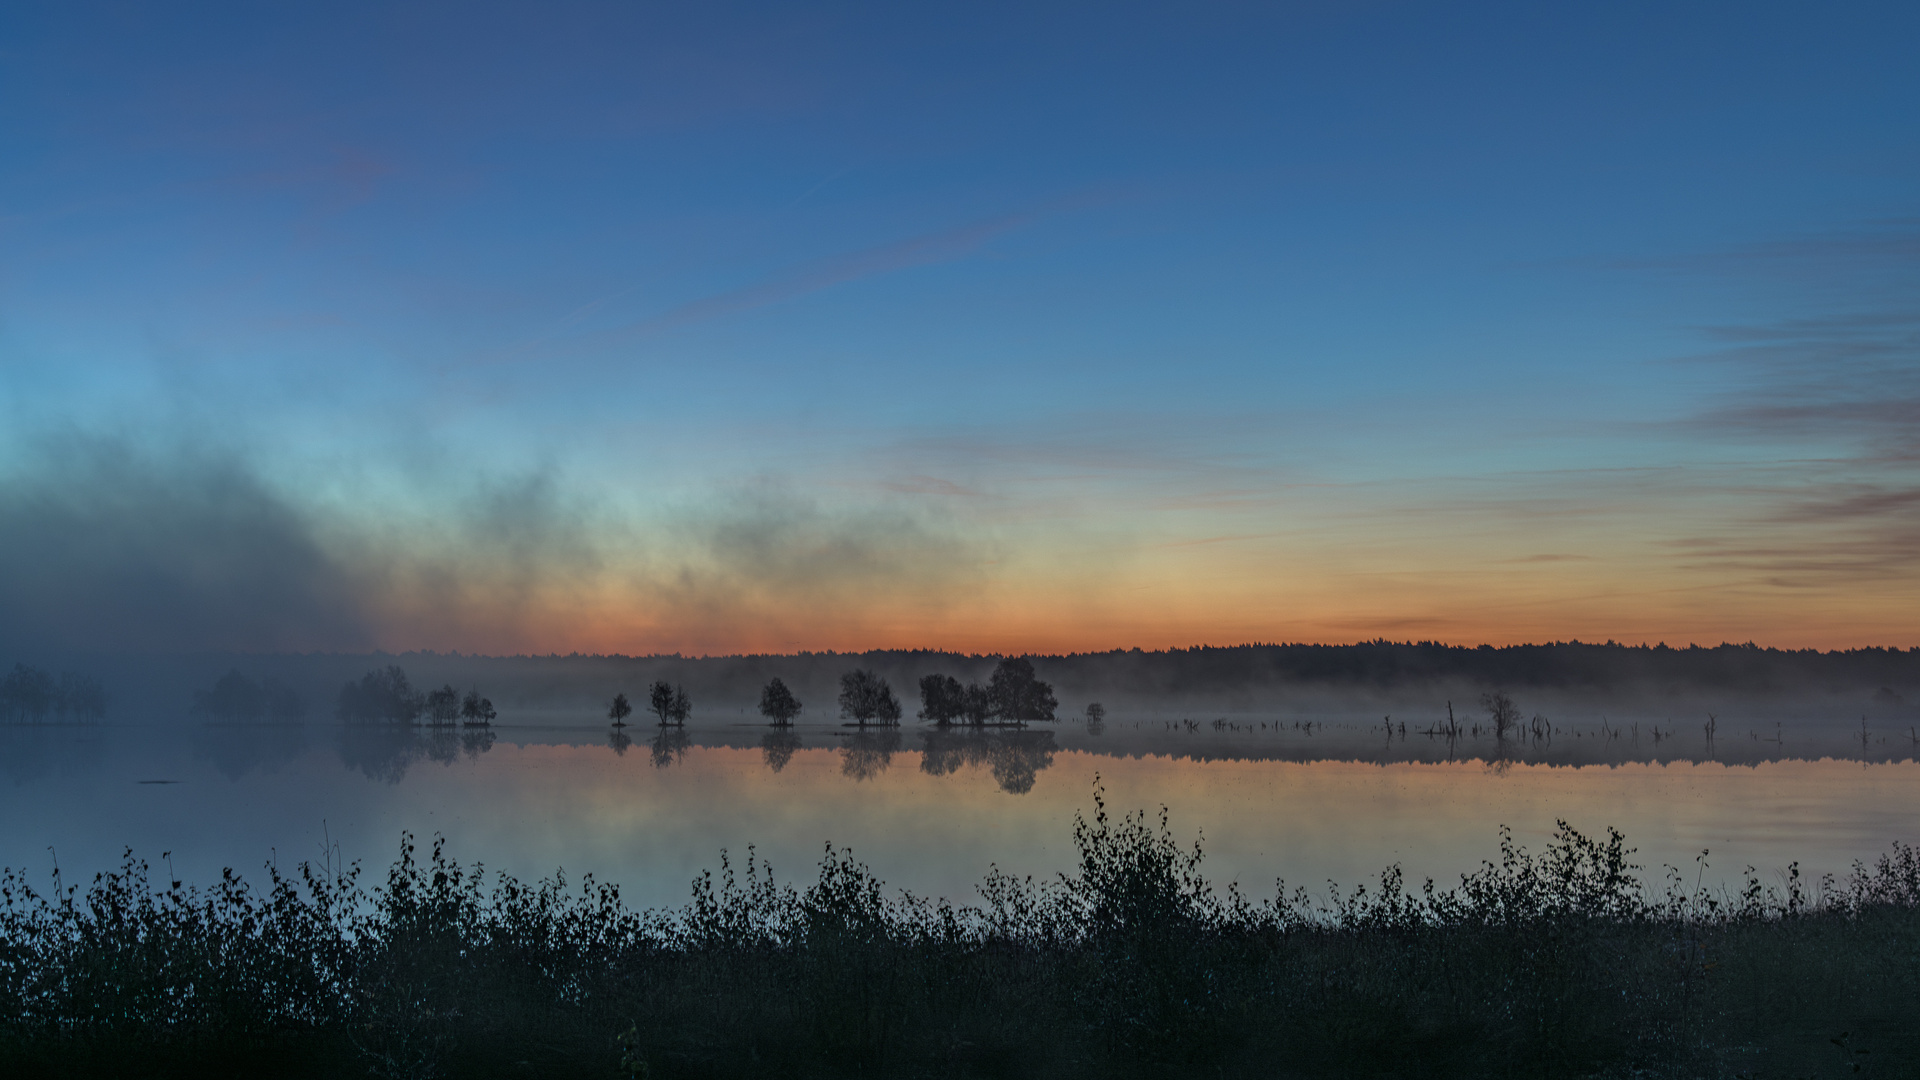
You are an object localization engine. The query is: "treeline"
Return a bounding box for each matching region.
[194,639,1920,724]
[2,795,1917,1078]
[0,663,106,724]
[1040,640,1920,695]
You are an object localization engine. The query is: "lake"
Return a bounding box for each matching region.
[7,703,1918,908]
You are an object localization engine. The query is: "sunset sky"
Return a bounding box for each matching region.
[3,1,1917,656]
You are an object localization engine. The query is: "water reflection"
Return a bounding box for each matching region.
[608,729,632,756]
[650,728,691,769]
[191,723,306,780]
[840,729,902,781]
[336,725,496,783]
[0,726,107,785]
[761,729,802,773]
[920,729,1058,794]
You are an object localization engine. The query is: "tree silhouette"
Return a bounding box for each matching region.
[2,664,56,724]
[759,678,802,726]
[838,669,901,727]
[1480,690,1520,740]
[609,691,633,727]
[961,683,994,727]
[336,666,422,724]
[917,674,965,726]
[670,685,692,726]
[460,689,496,726]
[426,684,461,726]
[194,669,265,722]
[988,657,1057,726]
[648,681,675,726]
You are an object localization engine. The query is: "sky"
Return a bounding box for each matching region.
[2,0,1917,656]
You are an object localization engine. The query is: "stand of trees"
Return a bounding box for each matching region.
[608,692,632,726]
[758,677,802,726]
[337,666,422,724]
[460,690,496,726]
[425,685,462,726]
[1,664,107,724]
[838,669,902,726]
[648,681,690,726]
[917,658,1056,727]
[191,669,304,723]
[336,666,497,728]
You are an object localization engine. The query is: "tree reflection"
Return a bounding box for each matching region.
[761,729,802,773]
[919,729,1056,794]
[650,727,691,769]
[0,726,105,785]
[460,728,496,759]
[839,729,901,781]
[608,728,633,756]
[337,725,419,783]
[192,723,306,781]
[920,729,990,777]
[337,723,496,784]
[989,730,1056,794]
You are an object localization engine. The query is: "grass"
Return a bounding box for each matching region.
[3,782,1917,1079]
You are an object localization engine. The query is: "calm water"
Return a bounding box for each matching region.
[5,710,1918,909]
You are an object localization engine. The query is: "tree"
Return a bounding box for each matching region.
[876,684,902,725]
[988,657,1057,725]
[426,684,461,726]
[670,685,692,726]
[961,683,994,726]
[838,669,900,726]
[461,689,496,726]
[336,666,422,724]
[918,674,965,725]
[1481,690,1520,740]
[609,691,633,726]
[2,664,56,724]
[648,681,675,726]
[759,678,802,726]
[195,669,265,722]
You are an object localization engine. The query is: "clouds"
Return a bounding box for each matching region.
[0,431,1004,656]
[635,482,993,653]
[1686,306,1920,463]
[0,435,372,655]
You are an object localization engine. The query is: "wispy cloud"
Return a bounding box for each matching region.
[454,208,1046,374]
[619,211,1033,335]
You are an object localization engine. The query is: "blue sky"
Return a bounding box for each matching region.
[3,1,1916,654]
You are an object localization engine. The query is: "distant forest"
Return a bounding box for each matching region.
[1027,640,1920,694]
[0,663,107,723]
[16,640,1918,726]
[406,640,1920,702]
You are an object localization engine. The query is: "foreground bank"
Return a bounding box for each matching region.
[3,786,1916,1079]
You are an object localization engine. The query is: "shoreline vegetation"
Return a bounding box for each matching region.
[4,787,1916,1079]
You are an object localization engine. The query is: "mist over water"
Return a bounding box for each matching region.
[7,678,1918,911]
